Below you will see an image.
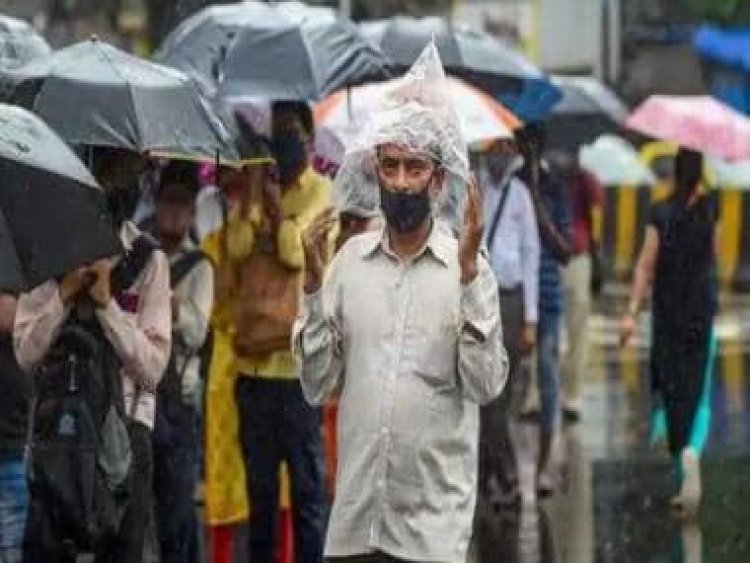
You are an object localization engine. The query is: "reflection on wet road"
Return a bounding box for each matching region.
[476,294,750,563]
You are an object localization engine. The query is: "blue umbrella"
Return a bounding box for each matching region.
[360,16,561,121]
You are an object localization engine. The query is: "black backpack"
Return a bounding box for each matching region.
[26,236,156,557]
[152,250,213,448]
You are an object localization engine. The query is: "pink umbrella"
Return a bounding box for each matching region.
[627,95,750,161]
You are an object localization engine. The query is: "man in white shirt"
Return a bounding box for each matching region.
[479,138,541,505]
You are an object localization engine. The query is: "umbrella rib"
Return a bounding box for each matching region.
[95,41,144,150]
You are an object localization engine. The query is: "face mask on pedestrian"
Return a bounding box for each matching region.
[272,130,308,187]
[376,149,437,233]
[486,150,514,181]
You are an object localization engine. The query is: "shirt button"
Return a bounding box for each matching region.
[377,479,385,489]
[381,427,389,436]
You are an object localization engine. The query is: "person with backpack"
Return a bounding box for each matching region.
[149,161,214,563]
[14,147,171,563]
[0,293,30,563]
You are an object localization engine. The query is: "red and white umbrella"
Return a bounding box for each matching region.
[627,95,750,161]
[314,76,521,148]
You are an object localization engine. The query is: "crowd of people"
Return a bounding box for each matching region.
[0,41,719,563]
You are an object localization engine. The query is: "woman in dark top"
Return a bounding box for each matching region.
[620,148,718,518]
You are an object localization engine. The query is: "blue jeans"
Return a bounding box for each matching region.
[236,377,326,563]
[538,319,561,433]
[0,454,27,563]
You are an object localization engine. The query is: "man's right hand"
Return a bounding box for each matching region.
[302,208,336,294]
[59,267,91,304]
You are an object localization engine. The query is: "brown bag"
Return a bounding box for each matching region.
[233,243,300,357]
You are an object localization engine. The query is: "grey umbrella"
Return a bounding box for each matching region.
[156,1,392,101]
[5,37,237,163]
[0,103,120,291]
[546,75,629,150]
[0,15,50,69]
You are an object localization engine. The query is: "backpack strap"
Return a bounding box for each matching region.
[170,250,209,290]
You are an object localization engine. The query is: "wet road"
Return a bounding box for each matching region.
[473,292,750,563]
[218,293,750,563]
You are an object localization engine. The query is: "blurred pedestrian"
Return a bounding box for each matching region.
[557,152,603,423]
[230,101,331,563]
[480,138,540,507]
[17,147,171,562]
[620,148,718,518]
[150,161,214,563]
[294,44,507,561]
[0,293,29,563]
[517,126,572,498]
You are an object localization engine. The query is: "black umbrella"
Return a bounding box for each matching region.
[546,75,629,150]
[5,37,237,163]
[0,103,121,292]
[156,1,392,101]
[359,16,561,121]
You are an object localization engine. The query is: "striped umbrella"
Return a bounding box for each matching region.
[315,76,521,149]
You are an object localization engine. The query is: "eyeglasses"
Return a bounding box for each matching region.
[377,154,435,181]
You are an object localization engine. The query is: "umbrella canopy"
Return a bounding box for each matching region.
[0,103,120,292]
[626,95,750,161]
[315,76,521,147]
[6,37,236,163]
[579,135,655,186]
[359,16,561,121]
[0,15,50,69]
[156,1,392,101]
[547,75,628,150]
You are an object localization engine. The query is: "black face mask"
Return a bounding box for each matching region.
[379,184,431,233]
[272,131,307,186]
[106,187,141,227]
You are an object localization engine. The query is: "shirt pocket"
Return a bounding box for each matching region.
[409,312,459,403]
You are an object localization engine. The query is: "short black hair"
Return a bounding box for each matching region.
[157,160,199,200]
[272,100,314,137]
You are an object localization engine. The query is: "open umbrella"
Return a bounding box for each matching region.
[359,16,561,121]
[579,135,655,186]
[547,75,628,150]
[315,76,521,147]
[0,103,120,292]
[156,1,391,101]
[6,37,236,163]
[626,95,750,161]
[0,15,50,69]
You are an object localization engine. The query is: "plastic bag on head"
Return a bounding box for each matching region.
[333,41,470,230]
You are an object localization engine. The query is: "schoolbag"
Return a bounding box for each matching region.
[152,250,212,448]
[26,235,157,557]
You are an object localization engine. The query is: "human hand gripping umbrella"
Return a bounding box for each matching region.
[0,104,121,292]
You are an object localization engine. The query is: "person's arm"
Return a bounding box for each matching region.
[457,257,509,405]
[518,183,540,324]
[173,260,214,350]
[277,175,333,269]
[0,294,16,334]
[293,250,345,406]
[94,252,172,393]
[13,281,69,371]
[620,226,659,345]
[532,197,572,264]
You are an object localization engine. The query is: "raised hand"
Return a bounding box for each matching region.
[458,176,484,285]
[302,208,336,294]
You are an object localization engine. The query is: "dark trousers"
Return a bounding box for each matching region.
[105,421,154,563]
[153,404,200,563]
[479,285,525,492]
[23,421,153,563]
[236,377,327,563]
